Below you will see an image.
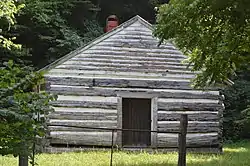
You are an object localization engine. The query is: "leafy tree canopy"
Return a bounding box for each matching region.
[0,0,24,49]
[154,0,250,88]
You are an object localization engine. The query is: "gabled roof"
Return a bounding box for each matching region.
[44,15,197,85]
[41,15,155,71]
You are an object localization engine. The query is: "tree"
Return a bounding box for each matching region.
[0,1,57,165]
[0,60,57,165]
[11,0,102,68]
[0,0,24,49]
[222,72,250,141]
[154,0,250,88]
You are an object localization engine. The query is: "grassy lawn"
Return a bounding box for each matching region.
[1,142,250,166]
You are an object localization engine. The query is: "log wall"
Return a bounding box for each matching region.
[44,16,223,152]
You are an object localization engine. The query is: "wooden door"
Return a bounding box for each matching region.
[122,98,151,147]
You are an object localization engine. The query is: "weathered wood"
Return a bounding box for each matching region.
[50,131,117,146]
[48,85,221,100]
[48,112,117,121]
[86,43,182,53]
[98,40,174,49]
[48,126,109,132]
[151,97,158,148]
[72,55,183,63]
[61,61,188,71]
[42,16,223,153]
[56,95,117,102]
[158,102,223,111]
[83,47,185,58]
[158,121,219,133]
[157,133,218,147]
[178,114,188,166]
[218,103,224,151]
[51,101,117,109]
[46,77,192,90]
[47,71,195,82]
[61,58,190,66]
[52,107,117,113]
[97,41,162,48]
[48,68,194,78]
[55,65,195,76]
[158,111,219,121]
[48,120,117,129]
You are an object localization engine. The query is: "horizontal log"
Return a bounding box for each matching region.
[158,111,219,121]
[46,76,192,90]
[73,55,183,63]
[98,41,161,49]
[84,46,185,58]
[158,121,219,133]
[48,126,110,132]
[61,61,188,71]
[52,107,117,113]
[158,98,219,104]
[158,101,223,111]
[51,100,117,109]
[114,30,154,36]
[48,120,117,129]
[49,131,117,146]
[62,58,190,66]
[46,73,193,81]
[48,85,221,100]
[49,132,219,148]
[107,34,156,41]
[48,112,117,121]
[157,133,218,147]
[123,27,152,32]
[100,40,174,50]
[47,70,195,81]
[55,65,195,76]
[56,95,117,103]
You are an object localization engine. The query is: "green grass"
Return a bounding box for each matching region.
[1,142,250,166]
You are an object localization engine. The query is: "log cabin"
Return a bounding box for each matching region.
[43,15,224,153]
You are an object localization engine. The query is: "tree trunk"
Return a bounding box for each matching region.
[19,156,28,166]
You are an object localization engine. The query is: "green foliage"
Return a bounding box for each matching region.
[223,74,250,140]
[0,61,56,160]
[154,0,250,88]
[0,0,24,49]
[11,0,103,68]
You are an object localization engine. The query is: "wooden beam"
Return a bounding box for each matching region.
[158,102,223,111]
[48,112,117,121]
[46,77,192,90]
[49,131,117,146]
[48,120,117,129]
[158,121,219,133]
[48,85,221,100]
[157,133,218,147]
[158,111,218,121]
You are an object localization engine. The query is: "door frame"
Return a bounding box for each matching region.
[116,92,158,148]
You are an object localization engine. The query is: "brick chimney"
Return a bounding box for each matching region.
[104,15,119,32]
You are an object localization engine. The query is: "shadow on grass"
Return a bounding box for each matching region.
[110,144,250,166]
